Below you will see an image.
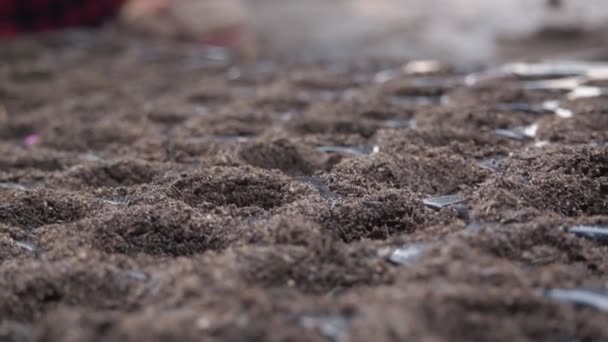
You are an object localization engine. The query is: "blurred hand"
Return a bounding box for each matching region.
[120,0,255,57]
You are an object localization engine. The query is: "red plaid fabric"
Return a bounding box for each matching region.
[0,0,125,37]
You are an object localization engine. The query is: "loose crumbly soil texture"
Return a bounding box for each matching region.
[1,29,608,342]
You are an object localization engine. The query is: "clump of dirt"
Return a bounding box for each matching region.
[471,145,608,221]
[35,200,239,256]
[0,252,147,322]
[238,240,393,293]
[324,150,485,196]
[320,189,444,241]
[2,29,608,342]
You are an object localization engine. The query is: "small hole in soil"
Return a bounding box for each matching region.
[169,167,294,210]
[0,190,91,229]
[41,288,62,303]
[54,160,161,189]
[239,139,326,176]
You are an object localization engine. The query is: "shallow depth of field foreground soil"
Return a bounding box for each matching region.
[2,29,608,342]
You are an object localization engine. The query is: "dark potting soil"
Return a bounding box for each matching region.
[2,29,608,342]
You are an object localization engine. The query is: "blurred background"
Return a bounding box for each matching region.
[2,0,608,65]
[244,0,608,64]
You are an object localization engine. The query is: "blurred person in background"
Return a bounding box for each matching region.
[0,0,254,53]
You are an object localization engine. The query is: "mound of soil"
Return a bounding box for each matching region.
[2,29,608,341]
